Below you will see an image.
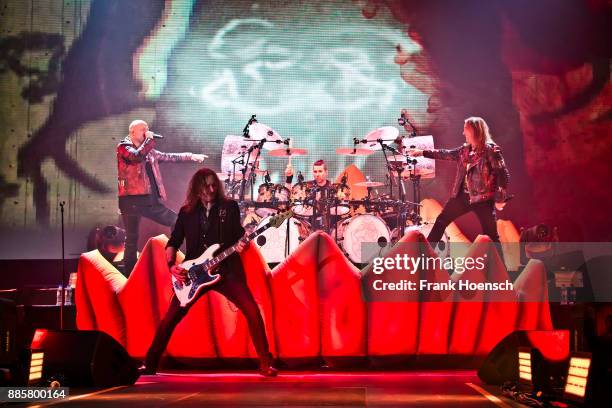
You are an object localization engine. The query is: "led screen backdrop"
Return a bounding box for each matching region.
[0,0,610,258]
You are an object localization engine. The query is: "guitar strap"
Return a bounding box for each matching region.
[217,200,228,247]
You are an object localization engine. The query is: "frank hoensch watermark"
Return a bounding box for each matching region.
[371,278,514,292]
[366,252,514,297]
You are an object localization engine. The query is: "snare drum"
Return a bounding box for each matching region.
[253,216,311,263]
[333,214,390,263]
[256,183,290,217]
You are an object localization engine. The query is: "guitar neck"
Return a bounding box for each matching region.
[207,223,274,269]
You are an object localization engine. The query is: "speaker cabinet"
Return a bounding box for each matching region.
[33,330,138,387]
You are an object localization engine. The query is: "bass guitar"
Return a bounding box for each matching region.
[172,210,293,307]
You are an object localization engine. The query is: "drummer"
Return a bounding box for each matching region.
[286,160,340,232]
[285,159,333,192]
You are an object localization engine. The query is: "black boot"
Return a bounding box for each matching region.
[137,364,157,375]
[258,353,278,377]
[138,351,160,375]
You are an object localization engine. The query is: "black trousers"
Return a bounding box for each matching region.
[427,191,500,244]
[144,272,271,369]
[119,198,177,275]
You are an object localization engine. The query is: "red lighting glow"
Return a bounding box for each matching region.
[31,329,48,349]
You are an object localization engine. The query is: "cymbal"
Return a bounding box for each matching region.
[363,126,399,150]
[336,148,375,156]
[247,123,283,150]
[354,181,385,188]
[268,148,308,157]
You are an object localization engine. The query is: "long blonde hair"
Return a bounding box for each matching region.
[464,117,494,151]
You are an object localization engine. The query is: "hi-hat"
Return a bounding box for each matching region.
[363,126,399,150]
[268,148,308,157]
[247,123,283,150]
[355,181,385,188]
[336,148,375,156]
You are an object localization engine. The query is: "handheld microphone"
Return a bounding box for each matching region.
[398,112,417,136]
[147,132,164,139]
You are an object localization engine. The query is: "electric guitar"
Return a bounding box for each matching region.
[172,210,293,307]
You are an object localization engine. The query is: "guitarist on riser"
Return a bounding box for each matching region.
[139,168,278,377]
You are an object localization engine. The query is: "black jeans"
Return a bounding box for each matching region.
[144,272,271,369]
[428,191,500,244]
[119,197,177,276]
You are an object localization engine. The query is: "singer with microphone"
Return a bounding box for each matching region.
[407,116,511,248]
[117,119,207,275]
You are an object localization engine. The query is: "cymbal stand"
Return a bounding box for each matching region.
[239,138,266,201]
[231,151,246,199]
[404,156,422,224]
[377,139,410,236]
[309,186,319,232]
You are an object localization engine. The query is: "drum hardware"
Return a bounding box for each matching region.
[238,120,289,201]
[253,215,311,263]
[229,120,440,264]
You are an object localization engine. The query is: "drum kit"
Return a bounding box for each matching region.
[221,116,444,264]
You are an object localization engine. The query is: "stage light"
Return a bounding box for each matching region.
[518,347,533,387]
[564,352,591,404]
[28,351,44,384]
[517,346,557,396]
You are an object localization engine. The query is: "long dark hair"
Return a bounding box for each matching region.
[183,168,226,213]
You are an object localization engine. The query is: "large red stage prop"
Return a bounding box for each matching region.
[76,231,552,364]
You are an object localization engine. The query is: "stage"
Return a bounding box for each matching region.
[0,1,610,407]
[29,370,523,407]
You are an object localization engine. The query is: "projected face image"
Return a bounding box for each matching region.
[158,4,430,178]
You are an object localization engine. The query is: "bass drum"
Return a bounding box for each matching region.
[334,214,390,264]
[254,216,311,264]
[392,223,450,258]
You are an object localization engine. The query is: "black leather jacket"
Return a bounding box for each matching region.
[423,143,509,204]
[167,199,245,277]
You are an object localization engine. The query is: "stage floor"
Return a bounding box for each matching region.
[26,370,527,407]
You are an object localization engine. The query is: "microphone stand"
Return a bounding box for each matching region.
[242,114,257,138]
[232,152,249,201]
[59,201,66,330]
[380,141,409,237]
